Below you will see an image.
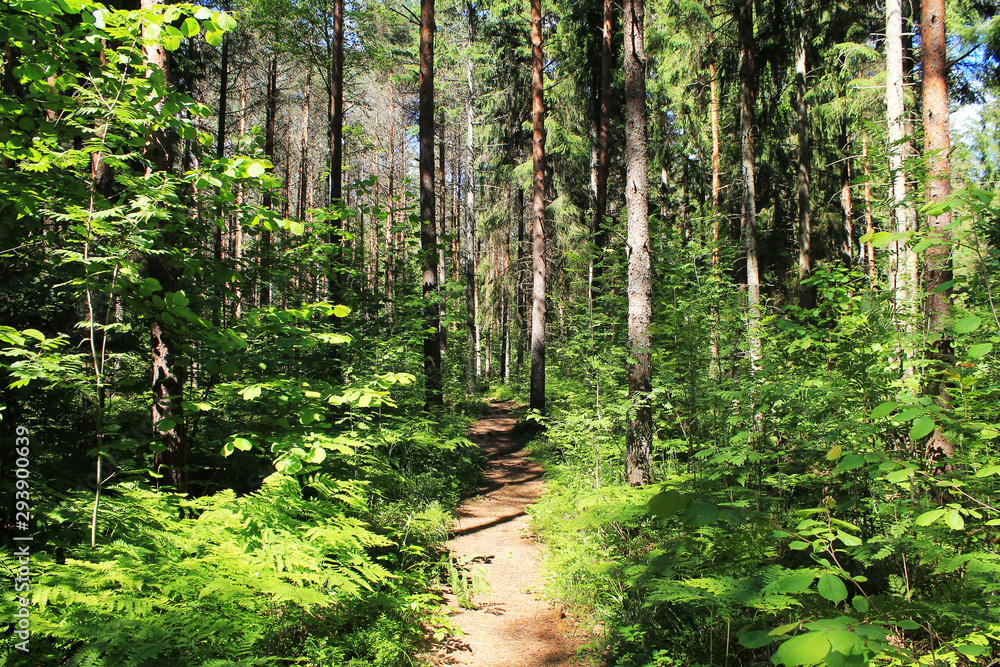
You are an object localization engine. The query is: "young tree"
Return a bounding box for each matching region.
[529,0,547,413]
[624,0,651,486]
[421,0,443,409]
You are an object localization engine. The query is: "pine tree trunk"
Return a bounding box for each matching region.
[840,121,854,264]
[737,0,762,373]
[921,0,954,458]
[143,0,185,491]
[420,0,443,409]
[795,17,813,310]
[260,54,277,308]
[590,0,612,307]
[624,0,651,486]
[298,69,311,221]
[529,0,547,413]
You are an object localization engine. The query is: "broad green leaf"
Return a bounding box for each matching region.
[217,12,237,30]
[870,401,898,419]
[817,573,848,603]
[837,454,865,472]
[955,315,982,334]
[858,229,874,243]
[837,531,862,547]
[778,572,815,593]
[895,407,925,422]
[826,630,864,657]
[897,619,920,630]
[770,621,802,636]
[912,238,934,253]
[289,221,305,236]
[232,437,252,451]
[944,510,965,531]
[915,509,945,526]
[955,645,988,657]
[155,418,176,432]
[685,502,721,527]
[826,445,842,460]
[357,393,372,408]
[246,161,267,178]
[909,416,936,440]
[649,490,689,518]
[789,540,811,551]
[333,304,351,317]
[968,343,992,359]
[851,596,869,613]
[772,632,831,666]
[180,17,200,37]
[194,6,213,19]
[739,630,774,649]
[204,29,223,46]
[308,447,327,464]
[976,465,1000,478]
[241,385,262,400]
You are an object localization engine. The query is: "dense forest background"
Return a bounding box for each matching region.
[3,0,1000,664]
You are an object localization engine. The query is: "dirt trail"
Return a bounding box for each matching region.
[428,401,586,667]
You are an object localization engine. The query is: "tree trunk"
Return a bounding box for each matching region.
[260,54,277,308]
[420,0,443,409]
[529,0,547,413]
[862,133,876,282]
[840,120,854,264]
[795,17,813,310]
[515,187,526,378]
[921,0,954,458]
[143,0,185,491]
[298,69,311,221]
[887,0,913,332]
[624,0,651,486]
[590,0,612,308]
[737,0,762,373]
[463,46,477,393]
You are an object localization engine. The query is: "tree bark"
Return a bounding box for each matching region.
[795,17,813,310]
[840,121,854,264]
[887,0,913,331]
[529,0,547,413]
[298,69,311,221]
[260,54,277,308]
[142,0,185,491]
[624,0,651,486]
[737,0,762,373]
[420,0,443,409]
[590,0,612,307]
[921,0,954,458]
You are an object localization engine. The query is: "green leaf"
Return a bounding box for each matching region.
[955,645,988,657]
[788,540,811,551]
[649,490,689,518]
[333,304,351,317]
[194,7,213,19]
[817,573,848,603]
[976,465,1000,478]
[772,632,831,666]
[837,531,862,547]
[685,502,721,527]
[155,418,176,432]
[837,454,865,472]
[826,445,842,460]
[204,29,223,46]
[851,596,869,613]
[870,401,898,420]
[944,510,965,531]
[180,17,200,37]
[232,437,252,451]
[968,342,993,359]
[955,315,982,334]
[912,238,934,253]
[739,630,775,649]
[931,279,956,294]
[217,12,237,30]
[909,416,936,440]
[289,221,305,236]
[778,572,816,593]
[246,161,267,178]
[770,621,801,636]
[241,385,262,400]
[897,619,920,630]
[915,509,945,526]
[858,229,874,243]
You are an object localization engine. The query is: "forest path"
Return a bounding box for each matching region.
[427,400,588,667]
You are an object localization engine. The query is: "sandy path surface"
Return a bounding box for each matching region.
[428,401,586,667]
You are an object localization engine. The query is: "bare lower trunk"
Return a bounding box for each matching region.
[795,20,813,310]
[624,0,651,486]
[738,0,761,373]
[420,0,442,408]
[529,0,547,413]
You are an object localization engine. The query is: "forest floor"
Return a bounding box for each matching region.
[425,400,594,667]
